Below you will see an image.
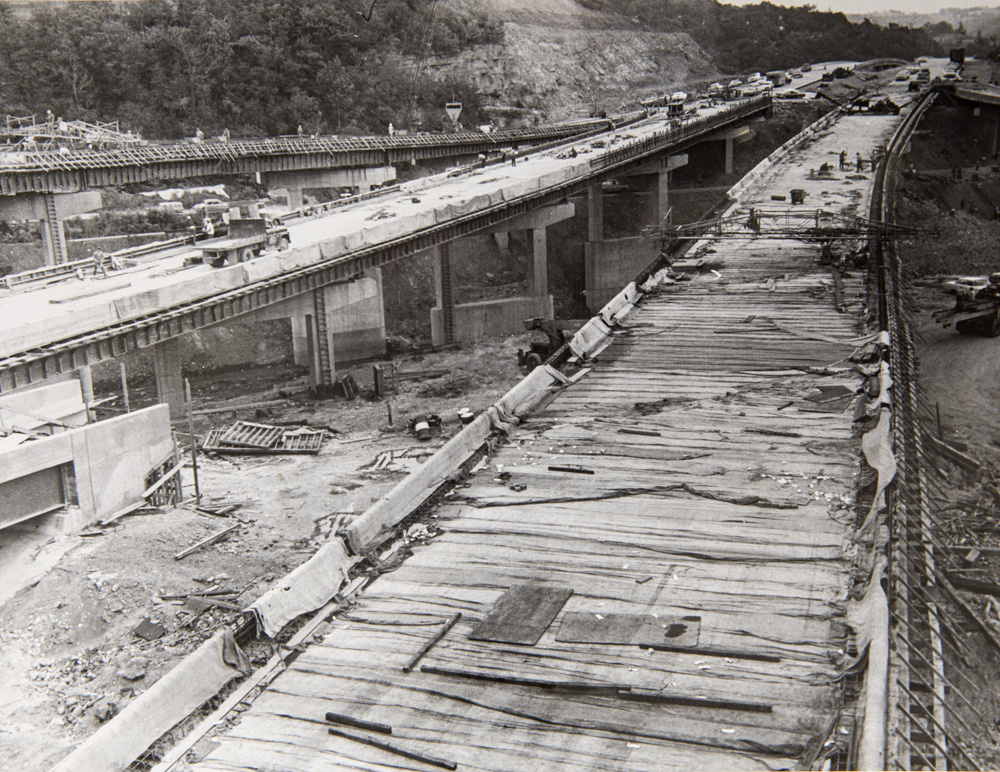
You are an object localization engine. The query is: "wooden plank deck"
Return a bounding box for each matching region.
[190,111,901,772]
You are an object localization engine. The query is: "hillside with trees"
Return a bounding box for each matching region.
[601,0,943,73]
[0,0,944,142]
[0,0,501,138]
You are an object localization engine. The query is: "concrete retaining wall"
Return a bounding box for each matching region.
[0,405,174,533]
[431,294,554,344]
[68,405,174,531]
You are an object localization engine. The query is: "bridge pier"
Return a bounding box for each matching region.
[718,126,753,175]
[263,166,396,208]
[429,204,570,345]
[152,338,186,420]
[583,156,687,312]
[623,153,689,228]
[255,271,386,393]
[0,191,101,265]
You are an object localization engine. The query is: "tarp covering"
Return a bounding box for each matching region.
[848,556,890,771]
[344,364,561,553]
[859,409,897,539]
[50,628,250,772]
[249,538,357,638]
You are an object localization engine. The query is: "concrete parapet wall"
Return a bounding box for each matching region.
[430,294,553,344]
[0,379,87,433]
[69,405,174,530]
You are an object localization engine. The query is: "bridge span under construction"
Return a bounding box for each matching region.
[52,93,992,772]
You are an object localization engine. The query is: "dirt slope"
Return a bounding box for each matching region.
[429,0,719,122]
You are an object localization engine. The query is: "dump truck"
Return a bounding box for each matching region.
[198,218,290,267]
[933,273,1000,336]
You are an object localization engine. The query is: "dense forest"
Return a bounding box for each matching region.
[596,0,943,73]
[0,0,943,141]
[0,0,500,139]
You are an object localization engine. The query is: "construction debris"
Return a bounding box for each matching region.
[173,523,241,561]
[132,619,166,642]
[202,421,326,455]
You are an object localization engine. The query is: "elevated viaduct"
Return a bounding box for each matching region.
[0,117,634,265]
[0,96,769,422]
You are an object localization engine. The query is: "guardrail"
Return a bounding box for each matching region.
[591,96,771,171]
[0,234,196,291]
[871,92,986,772]
[273,185,403,225]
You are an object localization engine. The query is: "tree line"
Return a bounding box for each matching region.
[0,0,944,143]
[0,0,500,139]
[602,0,943,73]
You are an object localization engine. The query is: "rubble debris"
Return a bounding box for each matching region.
[133,619,166,642]
[203,421,326,455]
[333,374,359,400]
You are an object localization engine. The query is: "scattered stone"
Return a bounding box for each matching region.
[117,664,146,681]
[93,698,117,722]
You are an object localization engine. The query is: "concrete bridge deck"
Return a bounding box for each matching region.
[0,118,632,195]
[0,97,769,395]
[171,101,904,771]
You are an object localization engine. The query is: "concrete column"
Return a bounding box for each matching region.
[40,193,69,266]
[290,316,309,366]
[286,185,305,209]
[655,154,688,227]
[716,128,750,176]
[77,366,94,404]
[152,338,185,420]
[527,227,548,298]
[430,243,455,346]
[587,185,604,242]
[657,170,671,226]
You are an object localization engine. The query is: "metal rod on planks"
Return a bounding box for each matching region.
[184,378,201,505]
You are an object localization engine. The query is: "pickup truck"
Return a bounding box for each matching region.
[197,218,290,267]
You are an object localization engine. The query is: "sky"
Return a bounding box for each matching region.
[721,0,1000,14]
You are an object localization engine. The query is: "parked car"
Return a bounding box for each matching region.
[191,198,229,216]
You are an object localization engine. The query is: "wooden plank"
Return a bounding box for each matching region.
[468,584,573,645]
[174,523,240,560]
